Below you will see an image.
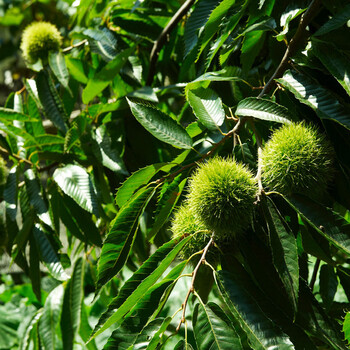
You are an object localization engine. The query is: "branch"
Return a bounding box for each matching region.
[62,39,88,53]
[176,236,214,332]
[0,146,34,167]
[259,0,322,96]
[156,118,245,185]
[146,0,196,85]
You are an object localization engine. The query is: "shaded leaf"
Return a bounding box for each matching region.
[277,70,350,130]
[193,301,242,350]
[216,270,294,350]
[48,51,71,93]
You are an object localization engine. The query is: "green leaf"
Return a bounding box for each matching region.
[93,124,128,175]
[197,0,237,60]
[65,57,88,84]
[82,46,135,104]
[235,97,292,124]
[116,163,165,208]
[184,0,220,57]
[48,51,71,93]
[319,264,338,312]
[83,28,118,62]
[314,4,350,36]
[284,194,350,256]
[96,186,155,293]
[216,270,294,350]
[90,236,191,340]
[147,177,187,241]
[264,198,299,315]
[127,99,193,149]
[193,301,243,350]
[24,169,52,227]
[343,312,350,346]
[187,87,225,130]
[33,224,70,281]
[146,317,172,350]
[19,309,43,350]
[29,234,41,303]
[39,284,64,350]
[53,164,99,215]
[61,258,85,350]
[0,107,39,122]
[312,41,350,97]
[4,166,18,221]
[79,304,98,350]
[35,70,68,134]
[277,70,350,130]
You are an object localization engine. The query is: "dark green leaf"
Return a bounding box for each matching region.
[319,264,338,311]
[193,301,242,350]
[48,51,71,93]
[96,186,155,293]
[90,237,190,340]
[127,99,193,149]
[216,270,294,349]
[277,70,350,130]
[0,107,39,122]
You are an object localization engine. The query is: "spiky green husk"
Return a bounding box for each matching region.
[187,157,257,239]
[171,204,219,264]
[20,22,62,63]
[261,122,334,197]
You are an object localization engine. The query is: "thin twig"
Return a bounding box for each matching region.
[309,258,321,291]
[146,0,196,85]
[176,236,214,332]
[62,39,88,53]
[0,146,34,167]
[259,0,322,96]
[156,118,245,185]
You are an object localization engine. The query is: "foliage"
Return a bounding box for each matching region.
[0,0,350,349]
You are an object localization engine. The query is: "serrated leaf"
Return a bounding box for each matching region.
[235,97,292,124]
[284,194,350,256]
[277,70,350,130]
[24,169,52,227]
[29,234,41,303]
[187,87,225,130]
[66,57,88,84]
[35,70,68,134]
[53,164,98,215]
[263,198,299,315]
[312,41,350,97]
[39,284,64,350]
[82,47,135,104]
[147,177,187,241]
[197,0,237,60]
[93,124,128,175]
[193,301,243,350]
[33,224,69,281]
[343,312,350,346]
[0,107,39,122]
[319,264,338,312]
[48,51,71,93]
[90,237,190,340]
[184,0,220,57]
[216,270,294,350]
[96,186,155,293]
[127,99,193,149]
[61,258,85,350]
[314,4,350,36]
[19,309,43,350]
[116,163,165,208]
[4,167,18,221]
[83,28,118,62]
